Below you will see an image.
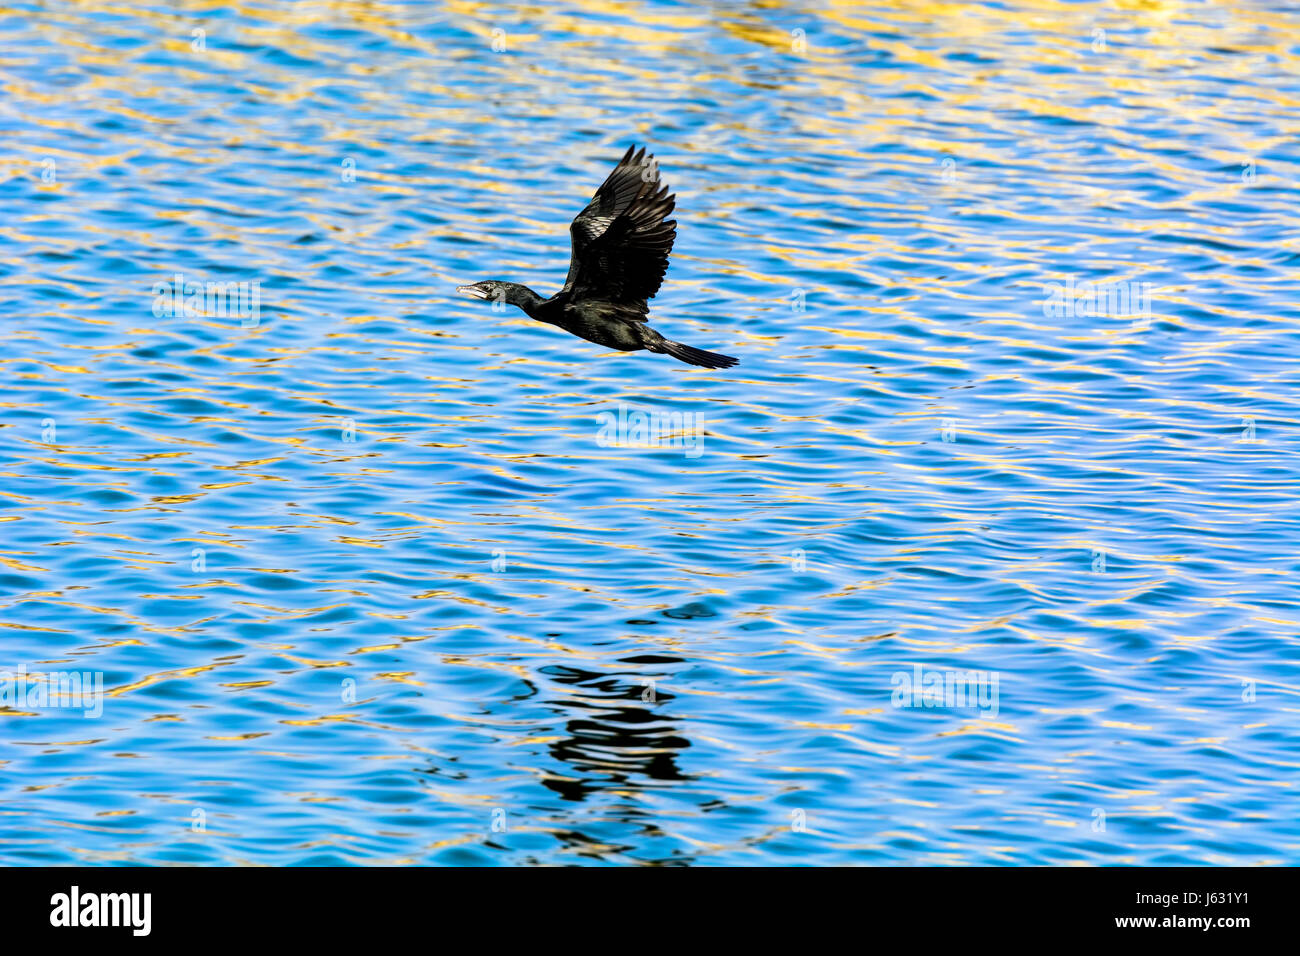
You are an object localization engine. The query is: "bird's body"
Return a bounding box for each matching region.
[457,146,738,369]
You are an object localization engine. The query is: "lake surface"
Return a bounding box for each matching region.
[1,0,1297,865]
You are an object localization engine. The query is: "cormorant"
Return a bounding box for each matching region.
[456,145,738,369]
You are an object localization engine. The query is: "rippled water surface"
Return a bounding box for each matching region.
[2,0,1298,865]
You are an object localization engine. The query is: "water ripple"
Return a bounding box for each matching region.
[0,0,1297,865]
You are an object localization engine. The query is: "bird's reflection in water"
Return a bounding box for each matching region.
[413,656,701,862]
[538,661,691,803]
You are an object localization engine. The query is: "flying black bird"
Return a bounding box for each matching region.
[456,146,738,369]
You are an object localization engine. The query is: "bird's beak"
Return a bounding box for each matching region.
[456,284,490,300]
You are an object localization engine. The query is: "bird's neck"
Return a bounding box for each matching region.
[499,283,545,317]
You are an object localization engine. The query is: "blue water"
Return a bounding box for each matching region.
[1,0,1298,865]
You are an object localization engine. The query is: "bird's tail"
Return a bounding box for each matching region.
[656,340,739,369]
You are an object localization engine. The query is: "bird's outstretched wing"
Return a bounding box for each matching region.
[561,145,677,307]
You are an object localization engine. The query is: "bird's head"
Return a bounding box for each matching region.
[455,280,502,301]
